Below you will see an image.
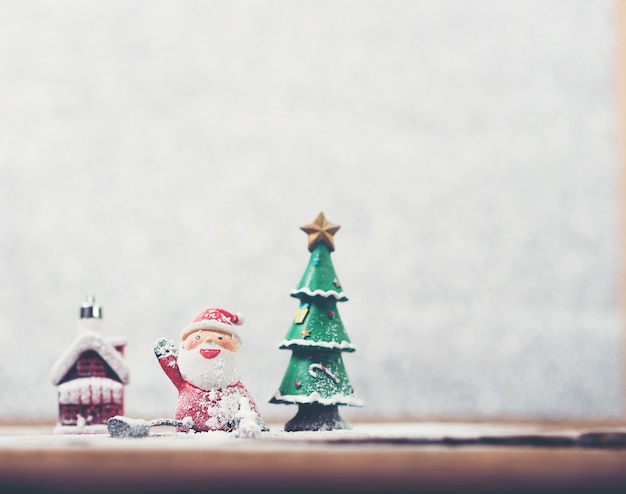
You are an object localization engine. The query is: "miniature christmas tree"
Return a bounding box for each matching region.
[270,212,363,431]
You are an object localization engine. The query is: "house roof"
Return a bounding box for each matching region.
[50,331,130,385]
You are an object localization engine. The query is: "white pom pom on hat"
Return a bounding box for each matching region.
[181,308,244,342]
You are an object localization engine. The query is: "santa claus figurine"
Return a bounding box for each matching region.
[154,308,267,434]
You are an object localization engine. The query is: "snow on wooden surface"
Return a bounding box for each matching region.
[1,421,625,451]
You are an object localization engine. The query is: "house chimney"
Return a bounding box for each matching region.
[78,294,104,333]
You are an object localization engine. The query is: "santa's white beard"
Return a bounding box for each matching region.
[178,344,242,390]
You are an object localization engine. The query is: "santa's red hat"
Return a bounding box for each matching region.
[181,308,243,342]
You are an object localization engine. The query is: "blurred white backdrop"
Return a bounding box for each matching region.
[0,0,623,423]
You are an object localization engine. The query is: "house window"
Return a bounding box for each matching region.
[59,404,79,425]
[81,405,101,424]
[76,356,106,377]
[102,403,122,419]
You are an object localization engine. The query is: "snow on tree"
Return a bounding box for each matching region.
[270,212,363,431]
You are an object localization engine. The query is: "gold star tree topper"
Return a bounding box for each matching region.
[300,212,340,252]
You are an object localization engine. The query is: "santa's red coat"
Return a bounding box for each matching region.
[158,354,265,432]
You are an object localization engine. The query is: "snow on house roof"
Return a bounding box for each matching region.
[57,377,124,405]
[50,331,130,385]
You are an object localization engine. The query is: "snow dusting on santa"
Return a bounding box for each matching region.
[154,308,267,434]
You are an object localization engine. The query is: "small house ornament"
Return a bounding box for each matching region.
[270,212,363,431]
[50,295,129,434]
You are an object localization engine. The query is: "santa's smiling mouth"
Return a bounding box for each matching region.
[200,348,221,359]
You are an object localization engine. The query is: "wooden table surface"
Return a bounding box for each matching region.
[1,422,626,494]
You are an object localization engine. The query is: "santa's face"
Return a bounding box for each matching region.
[178,329,241,390]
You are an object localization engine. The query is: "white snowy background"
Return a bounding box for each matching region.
[0,0,623,424]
